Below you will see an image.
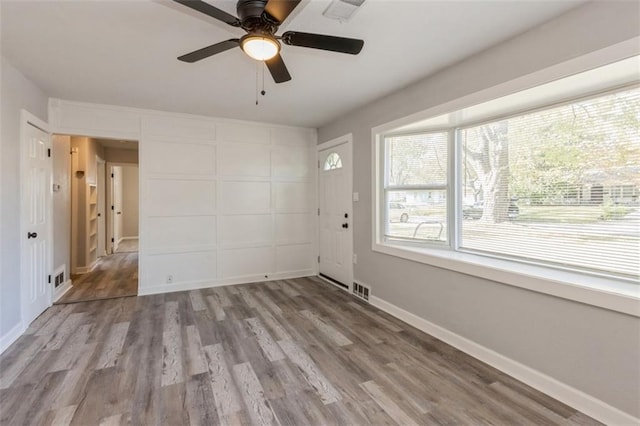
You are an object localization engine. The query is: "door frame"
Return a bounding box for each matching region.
[316,133,353,292]
[20,109,53,325]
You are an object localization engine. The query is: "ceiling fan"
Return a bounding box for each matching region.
[173,0,365,83]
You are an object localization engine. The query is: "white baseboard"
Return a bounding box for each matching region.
[53,279,73,302]
[0,321,26,355]
[368,293,639,426]
[74,260,97,275]
[138,270,315,296]
[120,236,138,241]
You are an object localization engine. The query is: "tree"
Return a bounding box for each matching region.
[463,121,510,223]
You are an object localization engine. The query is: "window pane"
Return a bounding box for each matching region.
[386,190,447,242]
[461,88,640,278]
[323,152,343,170]
[386,133,448,186]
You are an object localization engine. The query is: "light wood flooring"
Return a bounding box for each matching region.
[115,238,138,253]
[57,253,138,304]
[0,276,599,425]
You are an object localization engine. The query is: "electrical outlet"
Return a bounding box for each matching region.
[166,275,173,284]
[353,253,358,264]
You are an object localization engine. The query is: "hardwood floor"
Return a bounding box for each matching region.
[57,253,138,304]
[115,238,138,253]
[0,277,600,425]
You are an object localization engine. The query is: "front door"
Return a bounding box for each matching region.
[21,119,51,324]
[318,141,353,288]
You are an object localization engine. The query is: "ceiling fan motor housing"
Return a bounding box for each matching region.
[237,0,279,32]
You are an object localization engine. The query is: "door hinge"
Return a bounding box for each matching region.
[47,148,51,158]
[317,255,320,263]
[111,173,114,178]
[48,275,51,284]
[317,208,320,216]
[111,205,114,210]
[111,238,114,243]
[317,160,320,169]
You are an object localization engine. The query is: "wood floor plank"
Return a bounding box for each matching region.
[360,380,420,426]
[245,317,285,362]
[49,404,78,426]
[299,309,353,347]
[95,322,130,369]
[161,301,184,387]
[277,339,342,405]
[189,290,207,312]
[185,324,208,377]
[203,343,243,419]
[232,362,278,426]
[0,277,602,426]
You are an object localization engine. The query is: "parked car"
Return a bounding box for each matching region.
[389,202,410,222]
[462,203,483,220]
[462,200,519,220]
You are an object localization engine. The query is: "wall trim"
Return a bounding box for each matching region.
[53,280,73,302]
[120,236,138,241]
[74,260,97,275]
[366,289,639,425]
[138,270,315,296]
[0,321,26,355]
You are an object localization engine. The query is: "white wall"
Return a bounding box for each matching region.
[52,135,70,278]
[121,165,139,238]
[317,1,640,423]
[0,57,49,341]
[49,99,317,295]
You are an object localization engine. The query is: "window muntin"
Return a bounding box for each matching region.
[383,132,448,243]
[379,86,639,280]
[460,88,640,278]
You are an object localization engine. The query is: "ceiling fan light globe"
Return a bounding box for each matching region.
[241,36,280,61]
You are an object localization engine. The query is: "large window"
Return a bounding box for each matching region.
[379,84,639,281]
[460,89,639,277]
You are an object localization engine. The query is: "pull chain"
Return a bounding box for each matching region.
[255,61,259,105]
[255,62,267,105]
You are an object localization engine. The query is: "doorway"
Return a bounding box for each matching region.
[54,137,139,304]
[318,135,353,290]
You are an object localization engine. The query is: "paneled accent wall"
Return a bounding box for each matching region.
[50,100,317,295]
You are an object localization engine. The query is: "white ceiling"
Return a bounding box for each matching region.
[1,0,584,128]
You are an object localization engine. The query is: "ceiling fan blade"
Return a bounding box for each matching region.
[282,31,364,55]
[173,0,241,27]
[265,54,292,83]
[263,0,302,24]
[178,39,240,63]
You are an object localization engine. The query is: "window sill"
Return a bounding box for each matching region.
[373,242,640,317]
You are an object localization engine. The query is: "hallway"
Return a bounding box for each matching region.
[57,251,138,304]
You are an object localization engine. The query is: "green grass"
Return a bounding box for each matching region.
[515,205,635,223]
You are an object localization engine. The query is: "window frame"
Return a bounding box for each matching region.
[373,74,640,317]
[382,131,450,244]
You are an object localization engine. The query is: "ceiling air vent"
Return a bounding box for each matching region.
[322,0,366,22]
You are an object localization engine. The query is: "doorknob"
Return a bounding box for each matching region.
[27,232,38,239]
[342,223,349,229]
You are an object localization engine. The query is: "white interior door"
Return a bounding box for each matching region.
[318,141,353,288]
[21,119,51,324]
[112,166,123,252]
[97,158,106,257]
